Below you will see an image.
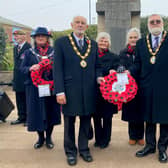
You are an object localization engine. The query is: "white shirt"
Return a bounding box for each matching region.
[18,41,26,50]
[73,33,84,47]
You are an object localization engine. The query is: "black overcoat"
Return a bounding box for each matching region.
[119,48,143,122]
[95,51,119,118]
[13,42,31,92]
[53,34,101,116]
[129,34,168,124]
[20,47,61,131]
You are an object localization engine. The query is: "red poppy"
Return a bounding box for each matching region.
[99,72,138,110]
[31,58,54,91]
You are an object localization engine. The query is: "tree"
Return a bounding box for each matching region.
[0,25,6,69]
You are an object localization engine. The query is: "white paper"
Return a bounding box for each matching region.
[112,81,126,94]
[38,84,51,97]
[117,73,129,84]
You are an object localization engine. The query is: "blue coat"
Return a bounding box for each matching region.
[20,47,61,131]
[53,34,101,116]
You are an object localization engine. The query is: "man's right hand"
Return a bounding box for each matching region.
[56,94,67,105]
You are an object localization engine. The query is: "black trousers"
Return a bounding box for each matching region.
[64,115,91,157]
[15,92,27,121]
[128,122,144,140]
[93,115,112,145]
[145,122,168,152]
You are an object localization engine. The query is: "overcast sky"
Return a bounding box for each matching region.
[0,0,168,31]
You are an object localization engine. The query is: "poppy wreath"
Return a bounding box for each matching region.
[99,72,138,111]
[31,58,54,91]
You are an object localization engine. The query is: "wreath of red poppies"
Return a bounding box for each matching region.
[31,59,54,91]
[100,72,138,111]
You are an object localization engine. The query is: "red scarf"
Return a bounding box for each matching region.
[36,42,49,56]
[127,44,135,55]
[98,49,108,58]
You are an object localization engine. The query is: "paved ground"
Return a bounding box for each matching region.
[0,87,168,168]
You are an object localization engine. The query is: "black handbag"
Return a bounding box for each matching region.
[0,91,14,121]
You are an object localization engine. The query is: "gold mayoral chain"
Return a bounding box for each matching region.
[146,31,167,64]
[68,34,91,68]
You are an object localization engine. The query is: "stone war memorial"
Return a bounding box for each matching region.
[96,0,141,53]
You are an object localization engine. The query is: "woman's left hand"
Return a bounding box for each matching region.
[109,69,116,74]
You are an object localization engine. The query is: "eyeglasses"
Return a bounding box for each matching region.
[150,20,161,25]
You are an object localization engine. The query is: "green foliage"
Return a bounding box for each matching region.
[85,24,97,40]
[52,25,97,41]
[52,29,72,41]
[0,25,6,69]
[1,42,14,71]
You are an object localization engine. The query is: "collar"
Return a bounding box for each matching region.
[73,32,84,42]
[18,41,26,49]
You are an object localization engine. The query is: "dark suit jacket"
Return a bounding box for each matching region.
[129,33,168,124]
[13,42,31,92]
[53,33,101,116]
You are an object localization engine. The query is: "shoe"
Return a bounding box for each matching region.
[10,119,25,125]
[23,122,27,127]
[80,153,93,162]
[136,146,156,157]
[129,139,136,145]
[46,139,54,149]
[159,151,168,163]
[67,156,77,166]
[137,139,145,146]
[100,142,109,149]
[34,139,44,149]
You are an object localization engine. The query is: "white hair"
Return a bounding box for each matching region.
[147,14,163,24]
[96,32,111,49]
[126,27,141,45]
[72,15,88,24]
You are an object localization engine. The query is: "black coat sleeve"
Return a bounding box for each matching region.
[128,40,141,78]
[53,38,65,95]
[20,50,31,75]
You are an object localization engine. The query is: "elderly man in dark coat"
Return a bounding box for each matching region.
[53,16,102,166]
[11,30,31,125]
[129,14,168,163]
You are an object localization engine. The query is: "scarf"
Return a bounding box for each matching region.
[36,42,49,56]
[98,49,108,58]
[127,44,135,55]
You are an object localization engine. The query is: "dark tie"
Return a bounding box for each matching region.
[153,36,159,51]
[78,39,83,50]
[17,45,21,53]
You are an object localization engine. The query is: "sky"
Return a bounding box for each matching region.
[0,0,168,31]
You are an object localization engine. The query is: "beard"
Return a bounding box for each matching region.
[148,26,164,35]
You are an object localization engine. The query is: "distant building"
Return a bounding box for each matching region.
[0,16,32,43]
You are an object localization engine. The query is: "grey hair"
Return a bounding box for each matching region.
[96,32,111,49]
[147,14,163,24]
[126,27,141,45]
[72,15,88,24]
[30,37,53,48]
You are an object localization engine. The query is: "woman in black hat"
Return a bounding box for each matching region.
[21,27,61,149]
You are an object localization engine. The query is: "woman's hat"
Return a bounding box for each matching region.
[31,27,52,37]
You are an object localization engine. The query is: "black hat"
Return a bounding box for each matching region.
[31,27,52,37]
